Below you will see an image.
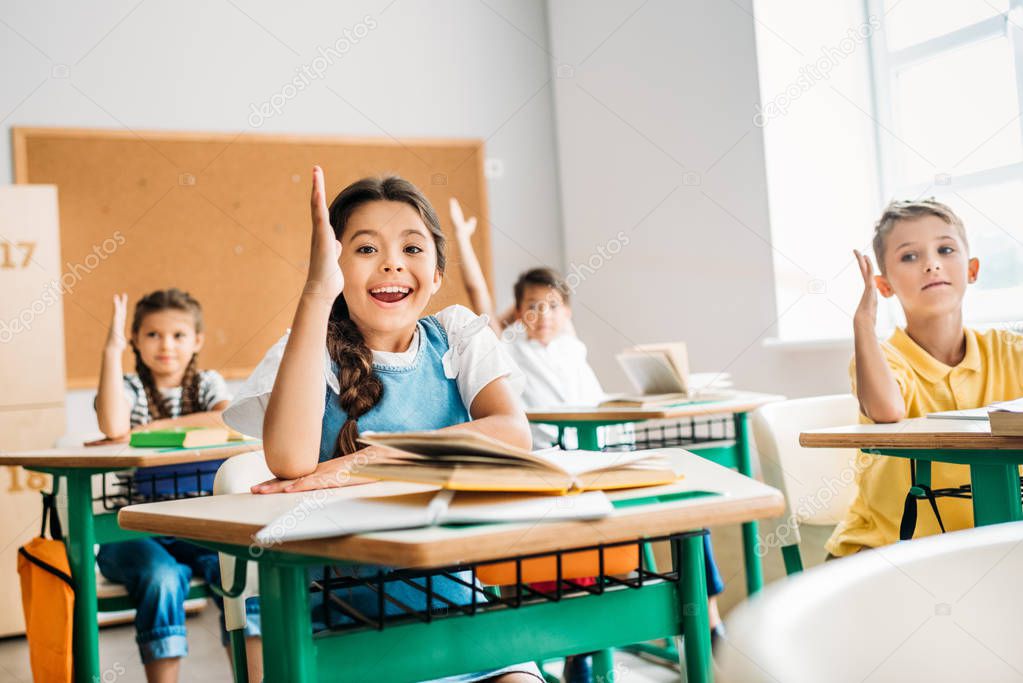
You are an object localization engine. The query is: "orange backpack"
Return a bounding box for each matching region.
[17,492,74,683]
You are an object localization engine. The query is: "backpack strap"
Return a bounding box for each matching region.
[899,460,949,541]
[39,491,64,541]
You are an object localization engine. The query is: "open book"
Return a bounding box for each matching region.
[253,488,614,544]
[355,431,681,493]
[603,342,733,408]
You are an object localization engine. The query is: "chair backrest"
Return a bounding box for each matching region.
[752,394,861,527]
[213,450,273,495]
[718,522,1023,683]
[212,451,272,635]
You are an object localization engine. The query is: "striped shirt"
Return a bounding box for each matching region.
[122,370,231,427]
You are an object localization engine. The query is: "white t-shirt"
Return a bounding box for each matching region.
[223,305,523,438]
[502,325,608,447]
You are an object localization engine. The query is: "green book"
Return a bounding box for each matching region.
[129,427,230,448]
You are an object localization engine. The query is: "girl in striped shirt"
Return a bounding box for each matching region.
[94,288,261,682]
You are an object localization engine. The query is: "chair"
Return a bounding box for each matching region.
[751,394,860,574]
[717,521,1023,682]
[213,450,273,682]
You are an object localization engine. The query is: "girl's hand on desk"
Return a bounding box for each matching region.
[303,165,344,302]
[250,447,389,494]
[105,293,129,352]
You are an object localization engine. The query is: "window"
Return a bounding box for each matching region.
[755,1,1023,340]
[868,0,1023,328]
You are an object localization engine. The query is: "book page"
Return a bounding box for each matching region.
[441,490,613,523]
[634,342,690,391]
[616,351,687,394]
[253,489,614,543]
[253,490,439,544]
[527,448,666,477]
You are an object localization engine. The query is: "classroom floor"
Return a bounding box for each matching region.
[0,524,832,682]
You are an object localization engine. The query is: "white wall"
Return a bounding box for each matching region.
[0,0,564,434]
[546,0,853,397]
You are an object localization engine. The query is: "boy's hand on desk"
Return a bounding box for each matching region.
[250,447,388,494]
[449,197,477,241]
[105,293,129,352]
[853,249,878,330]
[303,165,344,302]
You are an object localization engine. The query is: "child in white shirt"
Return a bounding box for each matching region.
[450,199,607,447]
[449,198,727,667]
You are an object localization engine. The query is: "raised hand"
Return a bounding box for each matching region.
[853,249,877,329]
[449,197,477,241]
[105,293,128,352]
[304,166,344,301]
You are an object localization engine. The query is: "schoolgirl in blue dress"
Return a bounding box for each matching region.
[225,168,542,682]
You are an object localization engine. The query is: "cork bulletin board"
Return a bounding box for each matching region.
[13,127,493,389]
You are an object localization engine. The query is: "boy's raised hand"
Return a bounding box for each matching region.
[853,249,877,328]
[105,293,128,352]
[449,197,477,241]
[305,166,344,301]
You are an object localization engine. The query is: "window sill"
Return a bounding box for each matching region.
[762,336,854,351]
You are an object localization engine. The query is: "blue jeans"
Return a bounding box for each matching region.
[96,537,261,663]
[309,566,475,631]
[704,533,725,597]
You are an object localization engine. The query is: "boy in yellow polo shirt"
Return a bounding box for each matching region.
[826,199,1023,557]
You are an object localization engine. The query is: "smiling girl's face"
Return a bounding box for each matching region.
[339,200,443,349]
[133,309,203,384]
[877,214,979,318]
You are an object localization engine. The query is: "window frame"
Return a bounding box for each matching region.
[864,0,1023,328]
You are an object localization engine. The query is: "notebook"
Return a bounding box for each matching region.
[354,431,682,493]
[129,427,232,448]
[927,397,1023,429]
[253,488,615,544]
[126,427,249,499]
[986,398,1023,435]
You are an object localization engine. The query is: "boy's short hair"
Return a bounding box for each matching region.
[872,198,968,274]
[513,267,571,307]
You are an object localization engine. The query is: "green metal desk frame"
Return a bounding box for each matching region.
[775,447,1023,578]
[198,528,715,683]
[538,412,763,595]
[865,448,1023,526]
[28,467,247,683]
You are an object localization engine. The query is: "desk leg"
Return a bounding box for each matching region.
[679,534,712,683]
[576,425,601,452]
[259,563,315,683]
[65,470,101,683]
[733,413,763,595]
[573,424,616,675]
[970,462,1023,526]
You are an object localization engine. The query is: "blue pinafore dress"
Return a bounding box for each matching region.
[311,315,541,682]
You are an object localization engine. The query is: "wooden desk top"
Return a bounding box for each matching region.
[119,449,785,569]
[0,440,262,468]
[800,417,1023,450]
[526,392,784,423]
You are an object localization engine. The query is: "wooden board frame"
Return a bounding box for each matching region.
[12,127,494,388]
